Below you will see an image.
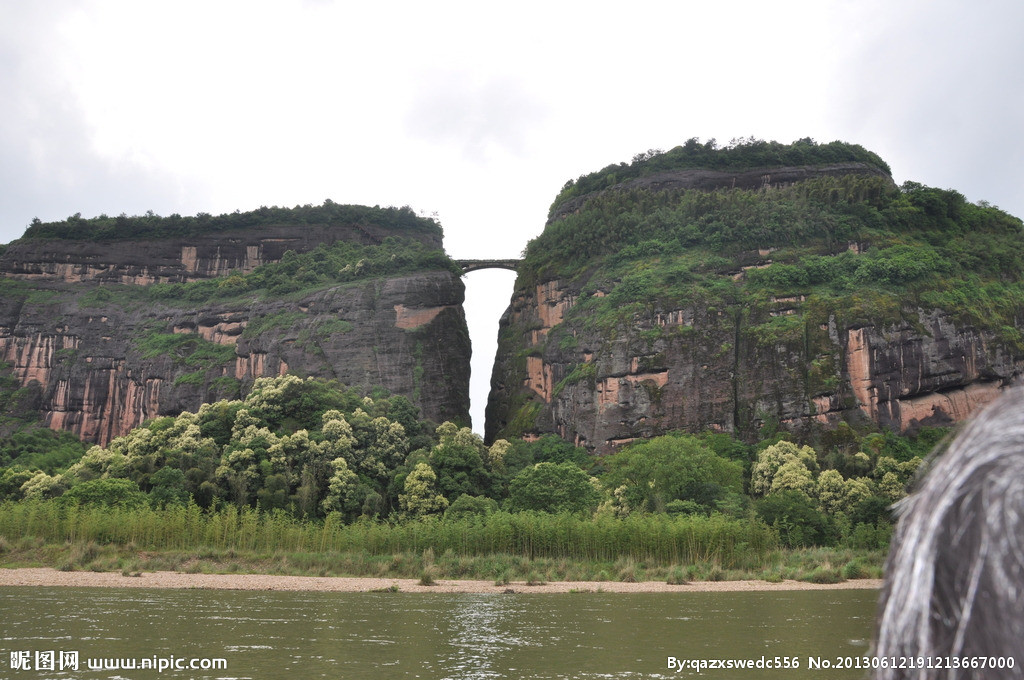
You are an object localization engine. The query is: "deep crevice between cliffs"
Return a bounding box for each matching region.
[462,268,518,435]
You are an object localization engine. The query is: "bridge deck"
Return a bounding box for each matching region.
[456,259,521,273]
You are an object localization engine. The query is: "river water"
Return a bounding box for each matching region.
[0,586,878,679]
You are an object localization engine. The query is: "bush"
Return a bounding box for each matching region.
[602,434,743,515]
[444,494,499,520]
[62,478,149,509]
[755,490,836,548]
[507,463,600,514]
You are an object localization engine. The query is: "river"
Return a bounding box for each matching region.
[1,586,878,679]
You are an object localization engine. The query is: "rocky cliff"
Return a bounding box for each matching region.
[486,277,1018,454]
[2,211,442,285]
[486,140,1024,453]
[0,205,469,444]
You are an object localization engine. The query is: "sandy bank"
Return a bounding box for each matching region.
[0,568,881,593]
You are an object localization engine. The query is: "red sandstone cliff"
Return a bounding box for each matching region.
[485,277,1020,455]
[0,223,468,445]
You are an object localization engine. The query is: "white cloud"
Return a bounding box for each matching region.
[406,71,548,161]
[824,0,1024,214]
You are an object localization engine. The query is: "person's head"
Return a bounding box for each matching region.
[875,389,1024,679]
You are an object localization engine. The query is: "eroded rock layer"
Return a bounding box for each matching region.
[1,223,441,285]
[0,226,468,444]
[486,277,1020,455]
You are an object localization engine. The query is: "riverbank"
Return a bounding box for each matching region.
[0,536,887,587]
[0,567,882,593]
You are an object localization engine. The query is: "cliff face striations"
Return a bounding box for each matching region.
[486,278,1019,454]
[486,140,1024,454]
[0,222,442,285]
[0,205,469,444]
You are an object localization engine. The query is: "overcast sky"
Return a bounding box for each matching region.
[3,0,1022,432]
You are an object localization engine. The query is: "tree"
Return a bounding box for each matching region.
[217,447,261,507]
[750,441,818,496]
[398,462,448,516]
[756,490,835,547]
[873,455,920,502]
[486,439,512,475]
[320,457,359,517]
[816,469,846,515]
[843,477,874,513]
[814,469,873,515]
[361,417,409,478]
[429,423,492,501]
[878,471,905,503]
[507,462,600,514]
[601,434,743,514]
[256,473,290,511]
[63,478,149,508]
[771,459,815,496]
[20,472,66,500]
[64,446,129,483]
[849,495,892,526]
[0,468,35,501]
[318,412,356,468]
[149,467,190,508]
[444,494,499,520]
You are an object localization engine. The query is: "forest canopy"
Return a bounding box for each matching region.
[0,374,946,554]
[17,201,442,242]
[549,137,893,218]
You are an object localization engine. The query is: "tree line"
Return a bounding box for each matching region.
[17,201,441,242]
[0,375,941,550]
[549,137,893,217]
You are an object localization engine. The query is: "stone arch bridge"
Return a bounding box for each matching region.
[455,259,521,273]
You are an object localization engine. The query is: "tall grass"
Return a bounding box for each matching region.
[0,501,776,568]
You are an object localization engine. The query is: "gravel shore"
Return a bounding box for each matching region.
[0,568,882,593]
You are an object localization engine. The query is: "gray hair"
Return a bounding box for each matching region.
[875,388,1024,679]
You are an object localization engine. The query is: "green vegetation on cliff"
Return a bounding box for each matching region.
[59,237,460,314]
[0,365,91,472]
[141,236,462,303]
[521,139,1024,344]
[490,138,1023,468]
[550,137,892,217]
[19,201,441,241]
[0,199,468,468]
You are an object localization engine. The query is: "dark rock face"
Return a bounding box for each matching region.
[0,223,442,285]
[486,281,1022,456]
[841,315,1017,431]
[0,229,468,445]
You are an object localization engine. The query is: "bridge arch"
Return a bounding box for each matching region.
[456,259,521,274]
